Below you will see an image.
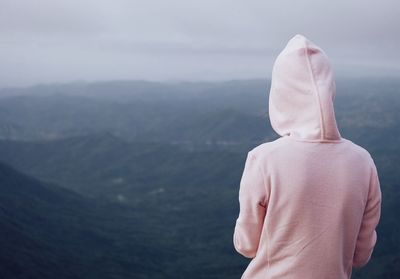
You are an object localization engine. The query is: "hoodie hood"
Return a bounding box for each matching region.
[269,34,341,141]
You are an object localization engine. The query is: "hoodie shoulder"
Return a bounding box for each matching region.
[342,138,374,164]
[248,137,288,159]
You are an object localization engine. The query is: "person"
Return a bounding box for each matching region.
[233,34,382,279]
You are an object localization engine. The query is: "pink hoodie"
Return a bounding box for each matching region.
[233,34,382,279]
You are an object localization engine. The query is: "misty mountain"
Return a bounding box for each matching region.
[0,78,399,278]
[0,161,177,279]
[0,131,399,278]
[0,155,250,278]
[0,133,246,202]
[0,78,399,145]
[0,80,271,143]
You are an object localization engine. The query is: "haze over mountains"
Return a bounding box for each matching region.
[0,78,399,278]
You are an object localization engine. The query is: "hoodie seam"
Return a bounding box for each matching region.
[285,135,344,143]
[304,40,325,140]
[250,150,269,207]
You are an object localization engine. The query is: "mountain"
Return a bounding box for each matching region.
[1,78,398,144]
[0,80,272,143]
[0,161,178,279]
[0,148,251,278]
[0,133,248,203]
[0,78,399,278]
[0,132,399,278]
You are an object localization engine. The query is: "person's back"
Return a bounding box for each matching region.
[233,34,382,279]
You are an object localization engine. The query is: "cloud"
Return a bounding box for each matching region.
[0,0,399,87]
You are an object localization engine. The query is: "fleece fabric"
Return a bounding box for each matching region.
[233,34,382,279]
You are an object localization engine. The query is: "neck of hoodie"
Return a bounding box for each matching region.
[268,34,342,143]
[285,133,344,143]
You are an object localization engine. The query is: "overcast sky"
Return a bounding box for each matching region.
[0,0,399,87]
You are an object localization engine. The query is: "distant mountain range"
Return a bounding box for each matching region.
[0,78,399,278]
[0,78,399,144]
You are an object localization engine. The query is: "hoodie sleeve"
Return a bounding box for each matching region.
[233,150,268,258]
[353,161,382,268]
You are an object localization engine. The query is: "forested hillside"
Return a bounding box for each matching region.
[0,78,399,278]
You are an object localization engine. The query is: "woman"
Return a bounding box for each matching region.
[233,34,382,279]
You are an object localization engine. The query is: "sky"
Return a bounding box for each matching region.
[0,0,399,87]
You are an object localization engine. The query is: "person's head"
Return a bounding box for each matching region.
[268,34,341,141]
